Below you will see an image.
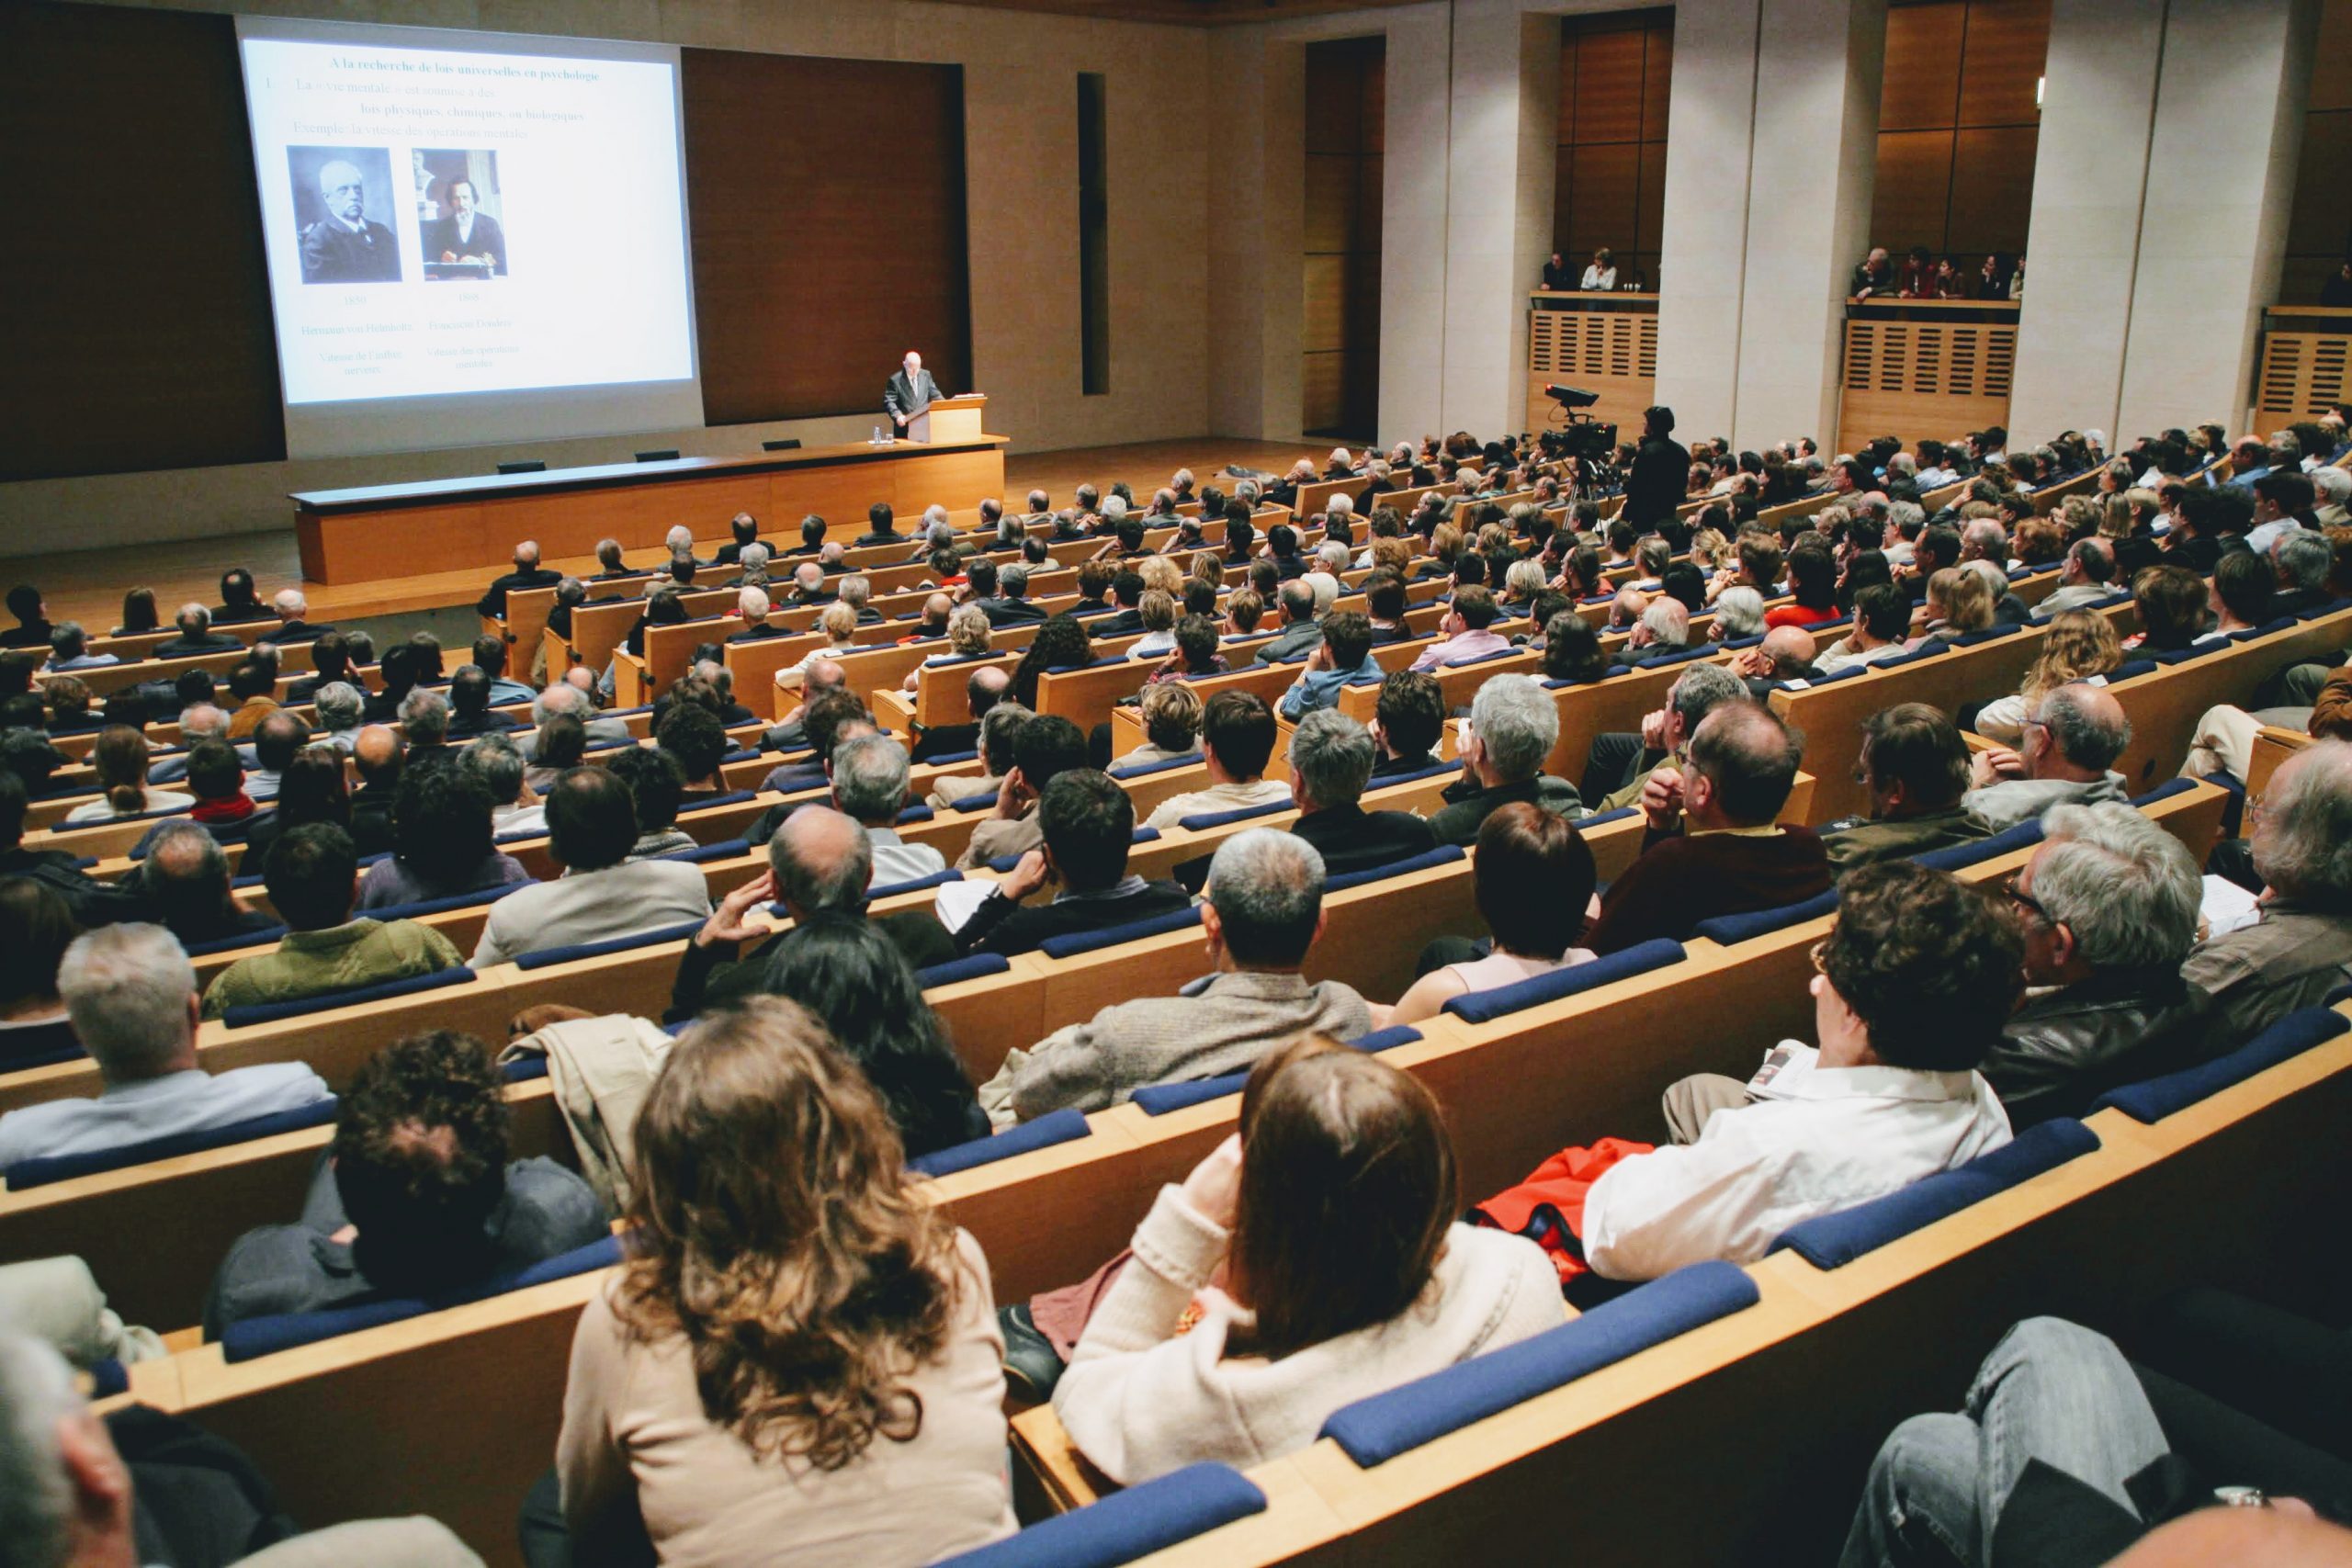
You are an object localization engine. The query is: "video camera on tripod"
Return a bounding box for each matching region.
[1537,384,1619,466]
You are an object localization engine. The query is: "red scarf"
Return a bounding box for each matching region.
[190,795,255,825]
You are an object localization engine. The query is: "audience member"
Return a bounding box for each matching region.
[346,724,403,854]
[153,602,242,659]
[955,770,1192,957]
[208,1030,604,1336]
[1429,673,1588,843]
[1370,671,1446,778]
[1050,1038,1558,1484]
[477,540,563,618]
[0,877,80,1071]
[829,732,944,886]
[1962,682,2133,831]
[62,725,190,826]
[1142,692,1290,829]
[239,746,350,868]
[1383,803,1598,1027]
[1250,581,1324,664]
[983,829,1371,1124]
[548,1001,1012,1564]
[1982,801,2199,1126]
[1571,862,2017,1279]
[930,699,1028,810]
[1113,680,1203,770]
[470,768,713,965]
[356,762,530,908]
[1587,703,1829,953]
[1821,703,1990,868]
[958,714,1089,870]
[1283,709,1436,874]
[126,823,279,949]
[602,745,695,861]
[0,922,328,1167]
[205,825,466,1017]
[1277,610,1379,720]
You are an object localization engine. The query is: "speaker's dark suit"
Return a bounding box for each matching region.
[885,367,945,426]
[423,210,506,275]
[300,218,401,284]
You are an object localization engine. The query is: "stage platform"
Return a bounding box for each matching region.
[6,438,1334,632]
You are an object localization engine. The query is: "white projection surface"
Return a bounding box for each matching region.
[236,17,701,458]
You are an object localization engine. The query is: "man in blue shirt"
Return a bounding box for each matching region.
[1278,611,1380,720]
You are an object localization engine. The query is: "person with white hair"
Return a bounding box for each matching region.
[778,602,861,689]
[1628,595,1691,654]
[728,585,785,641]
[1428,672,1589,844]
[257,586,331,646]
[727,540,771,586]
[2312,463,2351,526]
[1325,446,1357,478]
[1711,585,1768,640]
[478,537,562,618]
[1979,801,2200,1127]
[980,827,1372,1126]
[830,732,946,887]
[0,923,327,1167]
[2154,739,2352,1060]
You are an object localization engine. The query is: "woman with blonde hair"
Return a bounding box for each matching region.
[1972,609,2121,743]
[1136,555,1184,598]
[1114,679,1203,770]
[1687,526,1732,575]
[1126,590,1180,659]
[901,604,991,693]
[62,725,190,825]
[554,998,1013,1565]
[1908,567,1996,649]
[782,601,861,692]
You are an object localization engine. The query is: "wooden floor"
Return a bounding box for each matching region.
[3,437,1331,631]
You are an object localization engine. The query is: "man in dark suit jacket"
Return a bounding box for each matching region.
[884,351,946,435]
[1622,405,1692,530]
[956,771,1191,957]
[1283,710,1438,875]
[421,178,505,275]
[300,160,401,284]
[476,542,564,618]
[857,502,907,546]
[153,604,243,660]
[255,590,332,647]
[978,565,1048,626]
[910,666,1010,763]
[672,807,953,1015]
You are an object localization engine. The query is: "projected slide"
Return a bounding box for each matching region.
[240,26,695,412]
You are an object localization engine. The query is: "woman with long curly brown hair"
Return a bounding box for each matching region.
[555,998,1012,1566]
[1972,608,2122,744]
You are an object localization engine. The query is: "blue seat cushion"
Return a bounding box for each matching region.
[1912,819,2045,873]
[1690,889,1841,946]
[1767,1119,2101,1269]
[1175,798,1295,832]
[681,790,758,814]
[2091,1007,2350,1123]
[182,924,289,958]
[1037,904,1204,960]
[1634,645,1713,670]
[896,804,937,825]
[1875,644,1949,669]
[220,964,476,1029]
[1363,760,1458,788]
[6,1097,340,1190]
[220,1233,625,1362]
[1443,647,1520,670]
[501,1055,550,1084]
[2131,777,2199,808]
[362,882,533,922]
[1318,1261,1760,1467]
[931,1463,1265,1568]
[1108,751,1203,780]
[915,952,1012,989]
[514,919,707,971]
[86,1358,129,1398]
[656,837,752,865]
[871,867,962,899]
[1132,1025,1424,1116]
[1325,843,1465,894]
[922,749,980,765]
[953,789,1002,813]
[1954,624,2021,646]
[1442,938,1686,1024]
[1577,806,1639,829]
[908,1107,1091,1179]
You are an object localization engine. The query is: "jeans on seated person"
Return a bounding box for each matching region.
[1838,1318,2170,1568]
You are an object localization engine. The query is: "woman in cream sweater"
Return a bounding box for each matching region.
[1051,1036,1563,1485]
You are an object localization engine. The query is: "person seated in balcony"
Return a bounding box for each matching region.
[205,1030,603,1337]
[1050,1036,1559,1484]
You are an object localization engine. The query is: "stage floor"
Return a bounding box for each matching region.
[6,437,1334,631]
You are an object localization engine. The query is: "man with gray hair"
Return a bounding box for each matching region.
[2312,461,2350,526]
[837,572,878,625]
[258,587,330,647]
[2274,528,2335,614]
[2032,536,2118,619]
[726,540,772,587]
[1978,800,2200,1127]
[154,600,242,659]
[1284,709,1436,874]
[1711,585,1768,640]
[128,822,280,948]
[0,1328,484,1567]
[0,924,327,1166]
[980,562,1046,626]
[463,730,543,837]
[672,805,952,1014]
[1430,672,1590,844]
[1962,682,2132,832]
[831,732,946,887]
[983,828,1373,1126]
[729,585,785,641]
[1630,594,1691,654]
[1250,578,1326,665]
[1583,660,1747,813]
[313,682,367,750]
[2154,739,2352,1061]
[397,685,451,752]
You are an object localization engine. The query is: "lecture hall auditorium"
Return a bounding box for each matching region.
[5,0,2352,1562]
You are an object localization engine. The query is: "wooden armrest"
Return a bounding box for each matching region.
[1010,1403,1115,1518]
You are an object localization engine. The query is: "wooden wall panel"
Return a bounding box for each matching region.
[684,50,970,426]
[2280,0,2351,300]
[1568,143,1643,259]
[0,2,284,483]
[1871,0,2047,273]
[1947,125,2039,254]
[1880,4,1965,130]
[1554,9,1673,292]
[1872,130,1959,254]
[1573,29,1646,143]
[1304,154,1362,254]
[1306,55,1363,155]
[1956,0,2051,127]
[1302,256,1349,354]
[1302,352,1347,433]
[1358,156,1385,256]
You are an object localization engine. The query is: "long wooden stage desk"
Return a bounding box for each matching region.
[291,423,1005,583]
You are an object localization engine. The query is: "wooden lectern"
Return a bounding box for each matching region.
[908,392,987,444]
